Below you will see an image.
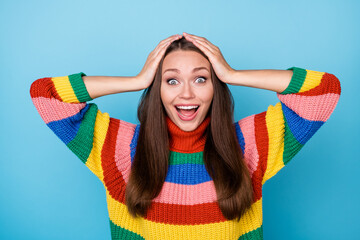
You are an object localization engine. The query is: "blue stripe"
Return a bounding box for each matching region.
[234,122,245,154]
[47,104,90,145]
[130,124,140,164]
[281,102,324,144]
[165,163,212,185]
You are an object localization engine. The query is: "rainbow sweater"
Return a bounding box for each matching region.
[30,67,341,239]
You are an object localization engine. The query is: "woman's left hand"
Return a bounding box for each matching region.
[182,32,235,84]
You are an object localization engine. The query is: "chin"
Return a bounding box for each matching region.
[175,118,201,132]
[179,124,198,132]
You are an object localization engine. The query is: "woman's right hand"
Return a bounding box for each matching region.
[135,34,183,89]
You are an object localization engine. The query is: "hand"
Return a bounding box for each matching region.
[136,34,183,89]
[182,32,235,84]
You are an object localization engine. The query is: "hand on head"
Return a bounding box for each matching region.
[136,33,235,90]
[182,32,235,84]
[136,34,182,89]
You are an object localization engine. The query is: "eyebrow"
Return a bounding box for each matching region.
[163,67,209,74]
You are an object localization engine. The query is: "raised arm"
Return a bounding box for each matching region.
[82,75,144,99]
[29,73,140,182]
[234,67,341,185]
[182,32,341,186]
[226,68,293,93]
[30,34,182,183]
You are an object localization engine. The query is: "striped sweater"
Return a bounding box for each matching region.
[30,67,341,239]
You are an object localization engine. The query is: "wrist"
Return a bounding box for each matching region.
[133,75,148,90]
[225,69,244,86]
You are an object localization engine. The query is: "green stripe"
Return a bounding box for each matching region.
[169,151,204,165]
[67,103,98,164]
[238,225,263,239]
[110,219,145,240]
[110,218,262,240]
[283,115,304,165]
[281,67,307,95]
[69,72,93,102]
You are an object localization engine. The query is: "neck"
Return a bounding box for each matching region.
[166,116,211,153]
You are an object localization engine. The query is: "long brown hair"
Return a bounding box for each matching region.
[125,37,253,221]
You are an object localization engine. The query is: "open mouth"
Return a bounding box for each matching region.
[175,105,200,119]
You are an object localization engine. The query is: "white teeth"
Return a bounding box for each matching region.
[176,105,199,110]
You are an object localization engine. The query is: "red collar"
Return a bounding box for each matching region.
[166,116,211,153]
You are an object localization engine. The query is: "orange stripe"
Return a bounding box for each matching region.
[252,111,268,201]
[296,73,341,96]
[102,118,127,202]
[144,201,227,225]
[30,77,63,101]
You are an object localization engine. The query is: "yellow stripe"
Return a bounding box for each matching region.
[52,76,79,103]
[107,191,263,239]
[299,70,324,93]
[85,109,110,183]
[262,102,285,184]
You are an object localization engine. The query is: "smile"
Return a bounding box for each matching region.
[175,105,200,121]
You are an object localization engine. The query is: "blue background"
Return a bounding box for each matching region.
[1,0,358,239]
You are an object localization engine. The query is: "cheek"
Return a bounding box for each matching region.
[201,87,214,104]
[160,87,173,108]
[160,92,172,116]
[160,86,167,103]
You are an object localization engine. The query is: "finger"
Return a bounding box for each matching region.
[187,36,217,53]
[188,38,215,60]
[147,43,171,71]
[149,35,180,60]
[153,41,171,59]
[185,36,216,56]
[159,34,182,47]
[183,33,218,53]
[183,32,209,43]
[152,34,181,54]
[183,32,202,40]
[152,35,181,57]
[152,35,180,63]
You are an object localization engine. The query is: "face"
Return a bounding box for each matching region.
[161,50,214,132]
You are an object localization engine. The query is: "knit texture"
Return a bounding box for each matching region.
[30,67,341,239]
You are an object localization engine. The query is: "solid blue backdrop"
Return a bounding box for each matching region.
[1,0,358,239]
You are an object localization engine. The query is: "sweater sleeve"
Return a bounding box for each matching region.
[30,72,114,183]
[235,67,341,185]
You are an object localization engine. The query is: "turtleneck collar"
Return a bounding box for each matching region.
[166,116,211,153]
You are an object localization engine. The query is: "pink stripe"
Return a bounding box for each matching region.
[115,119,136,183]
[153,181,217,205]
[277,93,340,122]
[238,115,259,177]
[32,97,86,124]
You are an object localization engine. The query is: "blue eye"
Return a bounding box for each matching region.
[167,79,178,85]
[195,76,207,83]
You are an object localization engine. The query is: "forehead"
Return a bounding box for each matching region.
[162,50,210,74]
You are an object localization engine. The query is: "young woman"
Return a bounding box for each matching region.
[30,33,341,240]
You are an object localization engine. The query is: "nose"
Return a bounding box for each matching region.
[179,81,195,99]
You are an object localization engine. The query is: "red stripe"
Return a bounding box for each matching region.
[101,118,228,224]
[251,111,268,201]
[296,73,341,96]
[145,201,227,225]
[30,77,63,101]
[102,118,127,203]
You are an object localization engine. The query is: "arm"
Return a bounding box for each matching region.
[180,33,342,185]
[227,69,293,93]
[235,67,342,185]
[82,75,145,99]
[30,34,182,183]
[30,73,140,182]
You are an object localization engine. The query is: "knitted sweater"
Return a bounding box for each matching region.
[30,67,341,240]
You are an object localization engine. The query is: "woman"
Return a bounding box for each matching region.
[30,33,341,240]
